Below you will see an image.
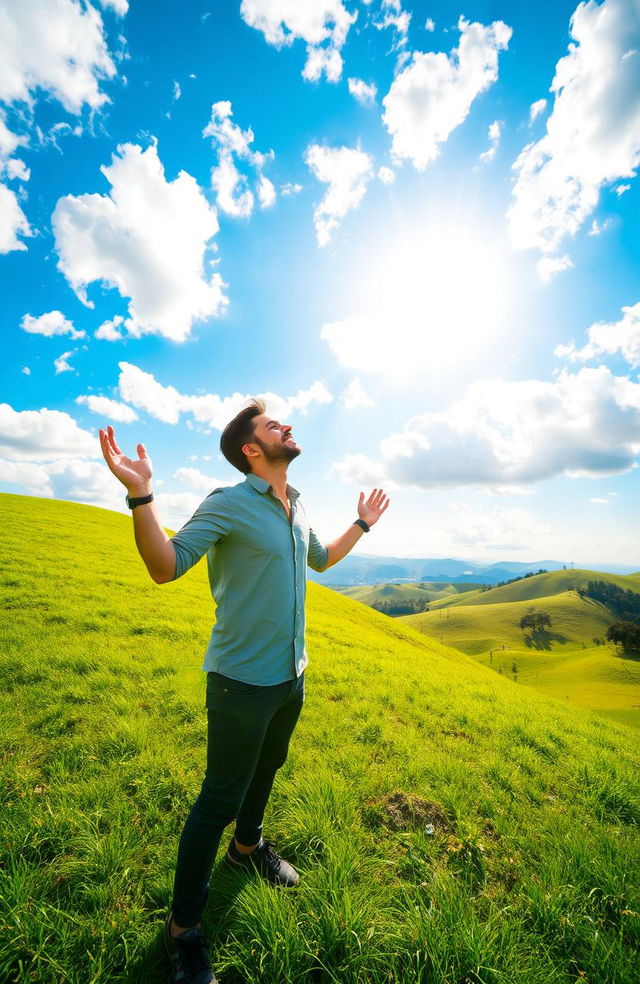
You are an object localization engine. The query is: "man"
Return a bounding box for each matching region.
[99,398,390,984]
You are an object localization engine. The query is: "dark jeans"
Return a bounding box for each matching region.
[171,670,305,927]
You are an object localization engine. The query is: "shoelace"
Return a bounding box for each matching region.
[260,840,282,871]
[176,929,211,977]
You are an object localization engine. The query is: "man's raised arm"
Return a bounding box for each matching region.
[311,489,390,572]
[99,425,176,584]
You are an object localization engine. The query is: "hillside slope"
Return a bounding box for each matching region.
[401,591,612,654]
[427,568,640,610]
[334,581,483,610]
[0,493,639,984]
[399,572,640,728]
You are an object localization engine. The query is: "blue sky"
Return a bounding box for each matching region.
[1,0,639,568]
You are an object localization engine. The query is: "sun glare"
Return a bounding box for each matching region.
[334,223,511,379]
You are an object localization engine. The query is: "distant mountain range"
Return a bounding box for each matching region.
[308,554,639,587]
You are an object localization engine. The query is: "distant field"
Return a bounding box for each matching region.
[401,590,612,654]
[335,581,484,608]
[399,574,640,728]
[427,568,640,610]
[1,494,639,984]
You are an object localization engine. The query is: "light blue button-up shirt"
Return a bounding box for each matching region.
[170,472,329,685]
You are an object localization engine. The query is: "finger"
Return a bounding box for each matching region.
[367,487,378,503]
[137,443,148,460]
[99,428,116,461]
[108,424,122,455]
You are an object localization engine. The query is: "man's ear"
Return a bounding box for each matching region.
[242,442,259,460]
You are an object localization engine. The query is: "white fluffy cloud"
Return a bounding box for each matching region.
[53,142,226,343]
[588,217,614,237]
[536,253,573,283]
[173,467,232,491]
[0,112,24,162]
[0,453,132,510]
[0,0,117,113]
[0,111,28,183]
[95,315,125,341]
[240,0,356,83]
[76,394,138,423]
[348,77,377,105]
[441,503,552,552]
[508,0,640,255]
[304,143,374,245]
[0,458,55,495]
[479,120,501,163]
[117,362,332,428]
[373,0,411,48]
[332,366,640,489]
[0,403,98,461]
[0,182,30,252]
[377,165,395,184]
[97,0,129,16]
[382,16,511,169]
[54,350,76,375]
[203,101,275,218]
[0,401,130,509]
[529,98,547,124]
[21,310,85,339]
[555,301,640,368]
[257,174,276,209]
[341,377,374,410]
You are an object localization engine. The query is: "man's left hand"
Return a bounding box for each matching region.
[358,488,390,528]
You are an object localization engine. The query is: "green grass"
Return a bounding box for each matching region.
[399,585,640,728]
[427,569,640,611]
[1,493,639,983]
[400,591,612,654]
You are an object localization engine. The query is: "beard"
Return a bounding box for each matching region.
[253,435,301,464]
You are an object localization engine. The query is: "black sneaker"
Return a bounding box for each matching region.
[163,914,217,984]
[226,837,299,887]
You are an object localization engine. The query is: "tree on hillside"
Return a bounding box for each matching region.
[578,581,640,621]
[606,622,640,651]
[519,611,552,632]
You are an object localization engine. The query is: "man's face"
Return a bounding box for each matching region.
[245,414,302,465]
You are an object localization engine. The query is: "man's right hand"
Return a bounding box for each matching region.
[99,424,153,496]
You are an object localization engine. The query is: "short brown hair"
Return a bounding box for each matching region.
[220,398,265,474]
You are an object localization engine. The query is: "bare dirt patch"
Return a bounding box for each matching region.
[368,790,452,832]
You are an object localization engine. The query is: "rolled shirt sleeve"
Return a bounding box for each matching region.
[170,489,232,579]
[307,527,328,573]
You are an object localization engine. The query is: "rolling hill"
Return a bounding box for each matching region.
[334,580,484,613]
[400,571,640,729]
[0,493,639,984]
[426,568,640,610]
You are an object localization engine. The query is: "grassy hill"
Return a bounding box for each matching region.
[426,568,640,611]
[334,581,484,611]
[401,591,612,655]
[0,493,639,984]
[400,575,640,729]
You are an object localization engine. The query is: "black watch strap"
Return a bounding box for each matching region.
[126,492,154,509]
[353,518,370,533]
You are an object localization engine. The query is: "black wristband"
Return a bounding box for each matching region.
[353,518,370,533]
[126,492,154,509]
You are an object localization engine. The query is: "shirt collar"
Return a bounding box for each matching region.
[245,472,300,500]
